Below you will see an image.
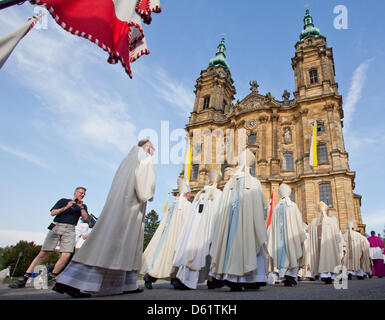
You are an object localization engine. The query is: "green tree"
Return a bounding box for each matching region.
[1,241,60,277]
[143,209,160,251]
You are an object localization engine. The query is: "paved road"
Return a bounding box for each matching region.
[1,276,384,300]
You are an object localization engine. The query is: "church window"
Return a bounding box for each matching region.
[317,121,325,135]
[202,96,210,110]
[191,164,199,181]
[319,183,333,208]
[317,144,328,164]
[222,99,227,111]
[283,152,294,171]
[248,133,256,145]
[309,68,319,84]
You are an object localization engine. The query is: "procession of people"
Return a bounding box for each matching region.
[8,140,385,298]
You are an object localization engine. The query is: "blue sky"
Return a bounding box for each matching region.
[0,0,384,247]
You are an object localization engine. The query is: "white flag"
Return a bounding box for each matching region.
[0,14,43,69]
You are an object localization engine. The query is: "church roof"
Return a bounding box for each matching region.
[299,9,321,40]
[208,37,230,70]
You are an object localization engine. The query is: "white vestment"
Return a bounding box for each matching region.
[360,234,372,275]
[267,196,306,279]
[58,146,156,294]
[343,229,364,272]
[309,213,344,276]
[141,195,191,279]
[173,184,222,289]
[209,171,268,283]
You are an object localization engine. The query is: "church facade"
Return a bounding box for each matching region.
[179,10,364,232]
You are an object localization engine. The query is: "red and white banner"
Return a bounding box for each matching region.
[30,0,161,78]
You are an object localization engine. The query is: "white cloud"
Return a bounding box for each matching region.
[362,209,385,235]
[2,8,138,155]
[136,64,194,117]
[343,59,372,133]
[0,142,48,168]
[152,68,195,117]
[0,229,46,248]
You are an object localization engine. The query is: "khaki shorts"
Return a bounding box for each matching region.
[42,223,76,253]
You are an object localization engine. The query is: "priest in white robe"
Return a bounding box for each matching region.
[359,231,373,277]
[209,149,268,291]
[53,139,156,298]
[172,170,223,290]
[267,184,306,287]
[343,222,367,280]
[141,177,192,289]
[309,201,344,284]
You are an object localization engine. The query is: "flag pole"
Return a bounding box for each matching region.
[0,0,26,10]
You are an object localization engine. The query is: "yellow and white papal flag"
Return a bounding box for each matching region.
[309,120,317,167]
[184,142,193,181]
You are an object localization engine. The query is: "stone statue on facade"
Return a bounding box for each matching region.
[249,80,259,93]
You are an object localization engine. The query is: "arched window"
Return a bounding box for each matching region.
[282,152,294,171]
[317,121,325,135]
[222,99,227,112]
[202,96,210,110]
[319,183,333,208]
[317,144,328,164]
[309,68,319,84]
[248,133,256,145]
[191,164,199,181]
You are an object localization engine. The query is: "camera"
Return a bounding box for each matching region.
[85,214,98,228]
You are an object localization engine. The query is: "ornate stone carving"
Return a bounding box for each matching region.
[249,80,259,93]
[323,103,335,111]
[299,108,309,115]
[282,90,291,101]
[247,119,257,129]
[264,92,274,104]
[259,115,268,123]
[283,127,292,144]
[271,114,279,122]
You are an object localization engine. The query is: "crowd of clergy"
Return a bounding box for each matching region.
[142,148,385,291]
[50,140,384,297]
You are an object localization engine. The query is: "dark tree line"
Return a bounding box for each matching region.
[0,241,59,277]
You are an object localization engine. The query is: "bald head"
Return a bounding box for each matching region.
[138,139,155,156]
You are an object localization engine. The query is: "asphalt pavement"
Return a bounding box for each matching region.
[0,276,384,300]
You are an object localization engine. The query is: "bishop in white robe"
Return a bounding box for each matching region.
[141,177,192,289]
[172,170,223,290]
[309,202,344,284]
[53,139,156,297]
[267,184,306,287]
[209,149,268,291]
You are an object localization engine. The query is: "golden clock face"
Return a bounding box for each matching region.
[247,119,256,129]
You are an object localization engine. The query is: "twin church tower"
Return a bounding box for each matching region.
[178,10,364,232]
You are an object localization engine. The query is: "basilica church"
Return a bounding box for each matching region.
[178,10,364,233]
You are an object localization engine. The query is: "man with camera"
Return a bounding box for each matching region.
[9,187,90,289]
